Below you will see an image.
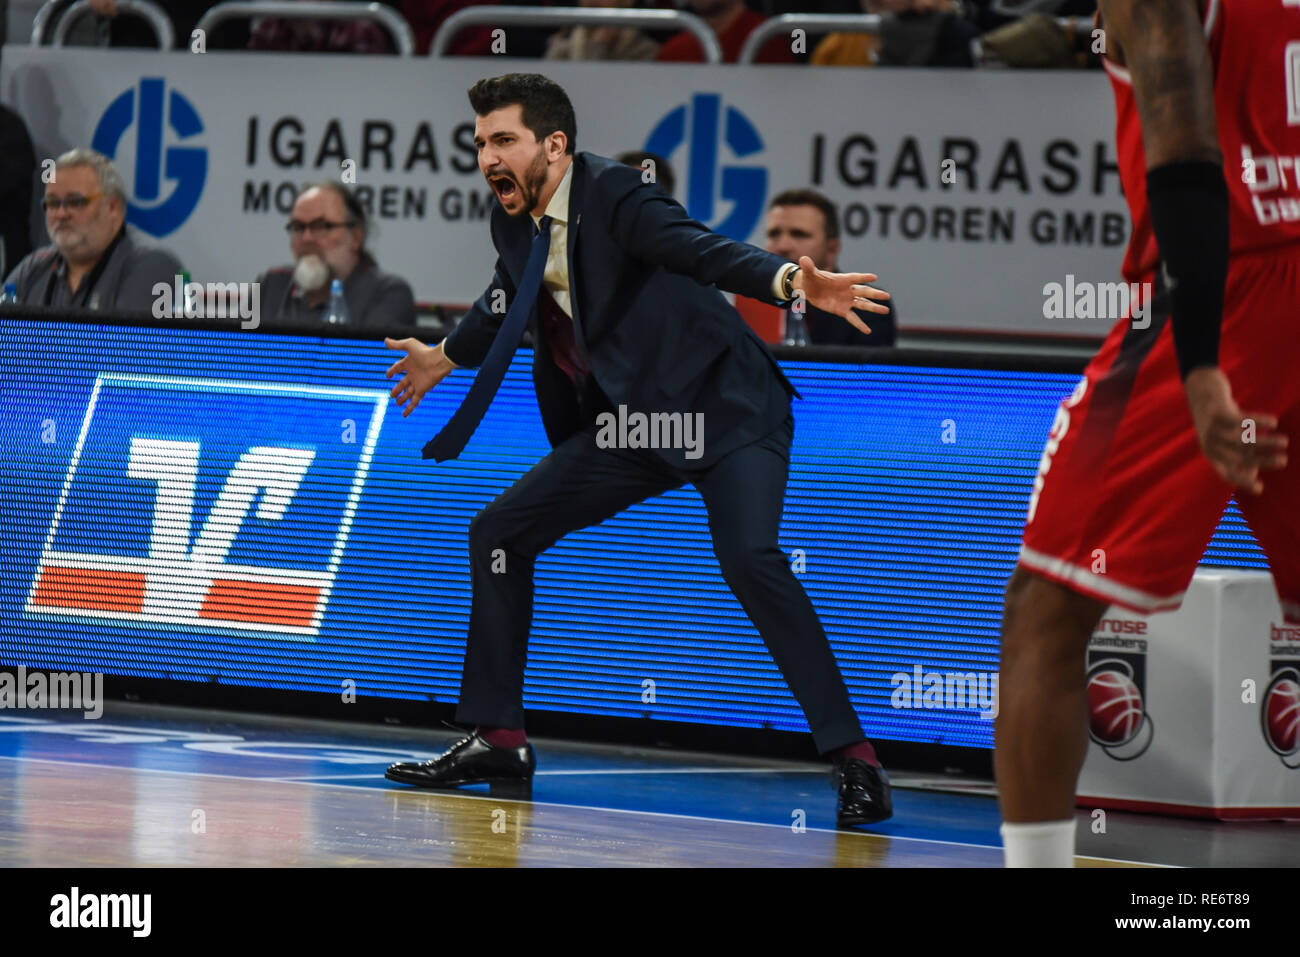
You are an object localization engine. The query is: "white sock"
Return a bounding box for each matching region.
[1000,820,1076,867]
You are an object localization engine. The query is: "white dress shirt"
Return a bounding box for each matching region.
[530,159,574,318]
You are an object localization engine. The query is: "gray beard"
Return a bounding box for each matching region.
[293,254,330,292]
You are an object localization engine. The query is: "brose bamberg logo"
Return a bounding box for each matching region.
[645,93,767,241]
[92,77,207,238]
[1262,620,1300,768]
[1087,618,1154,760]
[1241,143,1300,225]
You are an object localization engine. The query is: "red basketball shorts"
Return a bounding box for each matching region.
[1019,247,1300,623]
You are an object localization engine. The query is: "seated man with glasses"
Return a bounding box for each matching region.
[257,182,417,328]
[4,148,183,311]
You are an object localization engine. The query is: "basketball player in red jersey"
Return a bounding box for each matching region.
[996,0,1298,866]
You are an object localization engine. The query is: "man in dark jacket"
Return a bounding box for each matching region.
[383,74,895,828]
[4,148,181,311]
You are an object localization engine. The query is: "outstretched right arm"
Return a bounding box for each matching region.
[384,252,518,418]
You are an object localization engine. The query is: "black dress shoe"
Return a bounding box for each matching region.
[832,758,893,827]
[386,731,535,788]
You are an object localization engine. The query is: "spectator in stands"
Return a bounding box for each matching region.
[4,148,183,311]
[967,0,1098,36]
[656,0,797,63]
[810,0,885,66]
[248,0,395,53]
[404,0,502,56]
[977,9,1098,68]
[743,188,896,346]
[0,103,37,277]
[85,0,247,48]
[812,0,977,67]
[545,0,659,61]
[615,150,676,196]
[256,182,416,327]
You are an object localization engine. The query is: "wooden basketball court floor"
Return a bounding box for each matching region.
[0,702,1294,867]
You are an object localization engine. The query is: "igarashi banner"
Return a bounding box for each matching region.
[2,48,1128,336]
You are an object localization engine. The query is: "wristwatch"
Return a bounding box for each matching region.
[781,264,801,302]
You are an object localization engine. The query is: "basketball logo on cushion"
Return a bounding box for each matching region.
[1263,677,1300,756]
[1088,669,1144,745]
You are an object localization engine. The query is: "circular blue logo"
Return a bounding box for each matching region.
[646,93,767,241]
[92,77,207,238]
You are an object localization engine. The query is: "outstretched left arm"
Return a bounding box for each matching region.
[603,165,784,299]
[602,164,889,325]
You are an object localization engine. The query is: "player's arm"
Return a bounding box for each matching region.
[1100,0,1287,490]
[1100,0,1222,374]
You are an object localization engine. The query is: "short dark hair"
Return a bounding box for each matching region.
[304,180,375,267]
[769,188,840,241]
[615,150,675,195]
[468,74,576,154]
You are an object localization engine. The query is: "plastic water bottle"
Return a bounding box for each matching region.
[782,304,809,346]
[324,279,350,325]
[0,281,16,304]
[173,271,191,316]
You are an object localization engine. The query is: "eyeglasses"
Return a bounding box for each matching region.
[42,193,102,212]
[286,219,355,236]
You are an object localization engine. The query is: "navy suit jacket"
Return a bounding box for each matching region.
[443,151,798,470]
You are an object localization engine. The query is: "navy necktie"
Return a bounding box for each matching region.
[424,216,553,461]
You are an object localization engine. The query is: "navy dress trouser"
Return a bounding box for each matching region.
[452,410,866,756]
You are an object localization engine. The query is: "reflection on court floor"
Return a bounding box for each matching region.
[0,703,1290,867]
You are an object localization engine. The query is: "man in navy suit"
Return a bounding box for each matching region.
[383,74,894,827]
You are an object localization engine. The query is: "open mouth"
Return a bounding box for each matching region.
[489,174,518,202]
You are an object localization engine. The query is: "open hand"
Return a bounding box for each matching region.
[1185,367,1288,494]
[385,337,454,418]
[791,256,891,337]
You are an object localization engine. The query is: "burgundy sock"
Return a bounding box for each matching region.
[833,740,881,768]
[477,725,527,748]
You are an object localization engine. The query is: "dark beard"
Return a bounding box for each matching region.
[506,149,550,218]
